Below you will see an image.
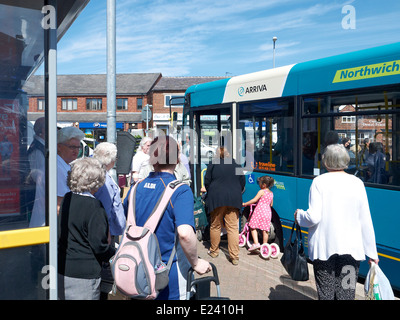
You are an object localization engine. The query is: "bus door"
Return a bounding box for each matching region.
[191,107,231,195]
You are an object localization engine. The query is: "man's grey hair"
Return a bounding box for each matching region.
[57,127,85,144]
[322,144,350,171]
[93,142,117,167]
[67,157,105,193]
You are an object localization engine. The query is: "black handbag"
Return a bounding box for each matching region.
[280,223,309,281]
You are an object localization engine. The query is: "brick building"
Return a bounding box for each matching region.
[24,73,225,141]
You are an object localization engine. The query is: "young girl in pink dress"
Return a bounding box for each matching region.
[242,175,274,252]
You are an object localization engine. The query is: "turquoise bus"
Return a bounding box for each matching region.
[183,42,400,292]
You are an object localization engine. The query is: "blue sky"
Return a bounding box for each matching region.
[51,0,400,77]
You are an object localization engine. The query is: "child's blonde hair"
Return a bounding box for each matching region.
[258,175,274,189]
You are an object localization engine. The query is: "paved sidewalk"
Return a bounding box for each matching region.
[195,239,367,300]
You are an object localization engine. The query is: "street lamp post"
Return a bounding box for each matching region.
[272,36,277,68]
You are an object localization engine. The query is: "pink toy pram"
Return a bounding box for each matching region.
[239,204,280,259]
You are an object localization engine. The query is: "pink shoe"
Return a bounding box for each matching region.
[248,243,260,252]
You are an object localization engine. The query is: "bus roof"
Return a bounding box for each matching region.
[186,42,400,107]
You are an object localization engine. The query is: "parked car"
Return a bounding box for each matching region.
[200,142,216,159]
[183,141,217,160]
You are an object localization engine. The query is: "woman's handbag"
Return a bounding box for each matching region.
[280,223,309,281]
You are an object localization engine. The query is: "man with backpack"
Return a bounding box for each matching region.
[119,135,211,300]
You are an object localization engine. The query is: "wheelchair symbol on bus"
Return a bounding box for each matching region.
[248,174,255,184]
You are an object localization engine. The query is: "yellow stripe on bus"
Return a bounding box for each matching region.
[0,227,49,249]
[378,253,400,262]
[281,224,400,262]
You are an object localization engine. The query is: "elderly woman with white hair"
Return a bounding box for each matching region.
[294,144,379,300]
[93,142,126,237]
[130,136,152,183]
[93,142,126,299]
[58,157,116,300]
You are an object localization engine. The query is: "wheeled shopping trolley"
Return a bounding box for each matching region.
[186,263,230,300]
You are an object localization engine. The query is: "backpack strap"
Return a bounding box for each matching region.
[165,231,179,272]
[126,179,143,227]
[146,180,185,272]
[126,179,185,232]
[126,179,185,271]
[144,180,185,232]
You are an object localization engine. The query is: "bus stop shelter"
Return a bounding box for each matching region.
[0,0,90,300]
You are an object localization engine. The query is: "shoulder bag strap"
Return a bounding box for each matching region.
[288,222,296,245]
[295,223,305,251]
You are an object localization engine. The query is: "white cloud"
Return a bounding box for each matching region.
[54,0,400,76]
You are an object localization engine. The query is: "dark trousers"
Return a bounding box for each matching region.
[313,254,360,300]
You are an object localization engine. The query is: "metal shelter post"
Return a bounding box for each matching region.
[45,0,58,300]
[107,0,116,145]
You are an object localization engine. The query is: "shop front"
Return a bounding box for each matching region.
[79,122,124,142]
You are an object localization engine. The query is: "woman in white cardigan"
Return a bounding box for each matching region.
[295,144,379,300]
